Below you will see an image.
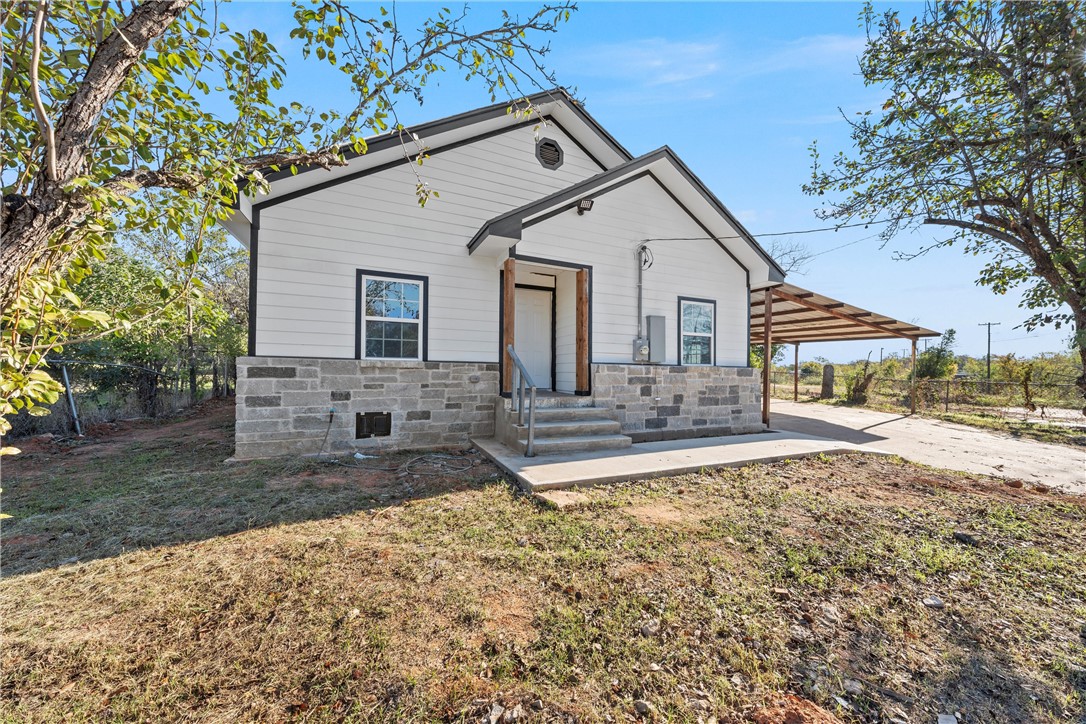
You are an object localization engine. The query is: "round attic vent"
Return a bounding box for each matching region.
[535,138,564,170]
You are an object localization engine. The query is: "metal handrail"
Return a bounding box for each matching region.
[506,344,538,457]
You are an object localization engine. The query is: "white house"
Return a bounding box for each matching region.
[222,89,785,459]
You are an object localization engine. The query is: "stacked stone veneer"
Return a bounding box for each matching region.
[590,364,763,442]
[234,357,499,459]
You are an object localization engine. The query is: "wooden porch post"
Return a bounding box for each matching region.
[575,268,590,394]
[910,338,917,414]
[793,343,800,402]
[502,258,516,393]
[762,288,773,426]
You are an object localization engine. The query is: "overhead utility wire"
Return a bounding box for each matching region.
[639,213,926,243]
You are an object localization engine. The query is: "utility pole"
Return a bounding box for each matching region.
[879,347,884,364]
[978,321,1001,389]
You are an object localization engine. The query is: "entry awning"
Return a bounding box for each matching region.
[750,282,940,345]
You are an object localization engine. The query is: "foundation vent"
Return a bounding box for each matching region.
[356,411,392,438]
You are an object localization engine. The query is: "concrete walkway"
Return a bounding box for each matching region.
[473,431,886,491]
[769,401,1085,494]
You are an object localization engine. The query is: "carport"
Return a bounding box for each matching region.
[751,283,940,424]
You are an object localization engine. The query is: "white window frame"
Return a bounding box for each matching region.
[358,272,426,361]
[679,298,715,366]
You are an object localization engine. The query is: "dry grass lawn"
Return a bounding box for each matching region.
[2,400,1084,723]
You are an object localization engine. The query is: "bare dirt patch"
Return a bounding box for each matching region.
[753,694,844,724]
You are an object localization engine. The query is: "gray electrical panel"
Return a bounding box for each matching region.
[646,315,665,364]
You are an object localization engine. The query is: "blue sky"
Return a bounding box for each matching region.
[220,1,1074,362]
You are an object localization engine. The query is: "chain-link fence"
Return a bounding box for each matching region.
[769,369,1084,423]
[7,356,237,439]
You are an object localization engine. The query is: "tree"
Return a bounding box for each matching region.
[766,238,815,276]
[913,328,958,378]
[1,0,574,445]
[750,343,787,369]
[804,1,1086,409]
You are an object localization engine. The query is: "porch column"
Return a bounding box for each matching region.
[762,287,773,426]
[502,257,516,394]
[910,338,917,414]
[575,268,590,394]
[793,343,800,402]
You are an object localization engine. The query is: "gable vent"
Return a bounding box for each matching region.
[535,138,564,170]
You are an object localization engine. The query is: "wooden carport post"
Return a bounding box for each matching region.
[762,288,773,426]
[502,257,516,394]
[793,343,800,402]
[910,338,917,414]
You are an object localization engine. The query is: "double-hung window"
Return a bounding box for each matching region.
[679,298,715,365]
[358,271,426,360]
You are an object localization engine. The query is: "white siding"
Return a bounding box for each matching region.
[516,175,750,366]
[254,123,603,359]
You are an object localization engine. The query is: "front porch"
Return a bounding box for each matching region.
[473,427,883,492]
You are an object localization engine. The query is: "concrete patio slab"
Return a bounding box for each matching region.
[472,431,887,491]
[769,401,1085,494]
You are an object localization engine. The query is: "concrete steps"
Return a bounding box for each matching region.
[521,433,632,455]
[496,398,632,456]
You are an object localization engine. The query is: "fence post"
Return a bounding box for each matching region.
[909,340,917,414]
[60,365,83,437]
[945,379,950,412]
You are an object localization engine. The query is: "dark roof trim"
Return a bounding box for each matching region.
[660,147,784,280]
[254,117,540,212]
[468,149,669,253]
[467,147,785,280]
[245,88,631,189]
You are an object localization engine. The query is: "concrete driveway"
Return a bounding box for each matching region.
[769,401,1085,494]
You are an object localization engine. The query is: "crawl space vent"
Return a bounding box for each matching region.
[535,138,564,169]
[356,411,392,438]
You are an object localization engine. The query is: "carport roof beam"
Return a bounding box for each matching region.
[771,288,921,341]
[749,282,939,346]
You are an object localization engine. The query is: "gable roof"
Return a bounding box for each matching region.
[467,146,786,283]
[261,88,631,184]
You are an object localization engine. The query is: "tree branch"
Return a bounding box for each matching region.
[50,0,193,183]
[29,0,57,182]
[922,216,1030,255]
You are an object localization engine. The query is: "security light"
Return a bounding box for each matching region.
[577,198,594,215]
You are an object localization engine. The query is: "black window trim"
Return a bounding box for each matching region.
[355,269,429,361]
[677,296,716,366]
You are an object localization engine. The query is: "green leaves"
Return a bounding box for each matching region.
[2,0,578,440]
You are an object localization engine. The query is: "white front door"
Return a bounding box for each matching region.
[514,287,553,389]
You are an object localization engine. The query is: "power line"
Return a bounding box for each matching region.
[756,215,923,237]
[640,214,924,244]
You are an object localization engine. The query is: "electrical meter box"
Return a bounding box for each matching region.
[646,315,666,364]
[632,336,650,362]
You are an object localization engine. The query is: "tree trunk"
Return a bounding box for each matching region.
[0,0,193,309]
[1076,311,1086,416]
[187,305,197,406]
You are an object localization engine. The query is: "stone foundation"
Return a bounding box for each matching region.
[590,364,763,442]
[234,357,499,459]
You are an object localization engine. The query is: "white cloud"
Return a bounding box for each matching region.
[563,33,866,109]
[740,34,866,77]
[734,208,760,224]
[565,38,722,88]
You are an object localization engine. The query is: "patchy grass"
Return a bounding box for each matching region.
[2,402,1084,722]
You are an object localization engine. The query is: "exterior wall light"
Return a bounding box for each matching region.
[577,199,594,215]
